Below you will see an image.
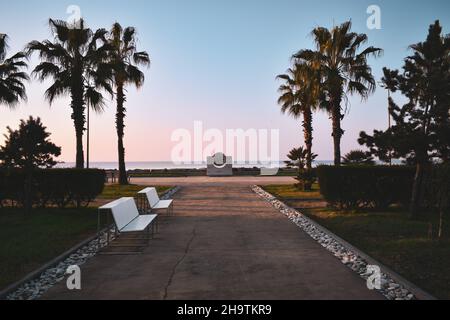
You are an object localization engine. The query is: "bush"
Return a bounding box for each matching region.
[0,169,26,206]
[317,165,415,210]
[425,164,450,210]
[0,169,105,208]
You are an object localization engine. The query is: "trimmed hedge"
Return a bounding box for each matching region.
[0,169,106,208]
[317,165,415,210]
[425,164,450,211]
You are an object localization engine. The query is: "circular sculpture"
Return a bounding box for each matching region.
[207,153,233,176]
[212,152,227,169]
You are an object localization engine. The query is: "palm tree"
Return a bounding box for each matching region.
[277,62,319,175]
[294,21,382,166]
[27,19,113,169]
[342,150,375,165]
[0,34,28,108]
[285,146,317,190]
[107,23,150,185]
[285,147,309,172]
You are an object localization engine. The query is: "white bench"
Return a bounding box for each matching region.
[99,197,158,246]
[138,187,174,216]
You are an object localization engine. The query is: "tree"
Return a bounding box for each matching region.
[342,150,375,165]
[0,116,61,169]
[0,34,28,108]
[0,117,61,211]
[277,62,319,184]
[294,21,382,166]
[358,129,394,164]
[107,23,150,185]
[27,19,113,169]
[359,21,450,218]
[285,147,317,191]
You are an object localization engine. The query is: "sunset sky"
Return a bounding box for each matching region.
[1,0,450,163]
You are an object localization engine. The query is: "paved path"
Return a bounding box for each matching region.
[130,176,297,186]
[42,184,382,300]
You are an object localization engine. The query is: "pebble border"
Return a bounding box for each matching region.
[252,185,415,300]
[5,186,181,300]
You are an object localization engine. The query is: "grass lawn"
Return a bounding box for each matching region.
[262,184,450,300]
[0,207,98,290]
[0,184,175,291]
[263,184,321,200]
[98,184,173,200]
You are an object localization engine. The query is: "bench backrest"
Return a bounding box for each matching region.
[108,197,139,230]
[99,197,129,210]
[140,187,160,208]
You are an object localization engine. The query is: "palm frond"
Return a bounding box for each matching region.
[0,36,29,108]
[123,27,136,45]
[32,62,60,81]
[85,86,106,112]
[0,33,8,61]
[133,51,150,67]
[106,23,150,93]
[44,81,68,105]
[126,64,145,88]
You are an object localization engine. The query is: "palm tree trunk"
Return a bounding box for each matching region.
[331,99,343,166]
[71,81,85,169]
[75,126,84,169]
[116,84,128,185]
[303,108,313,191]
[303,109,313,170]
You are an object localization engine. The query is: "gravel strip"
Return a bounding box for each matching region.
[251,185,415,301]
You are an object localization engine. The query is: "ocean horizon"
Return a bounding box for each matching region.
[55,161,337,170]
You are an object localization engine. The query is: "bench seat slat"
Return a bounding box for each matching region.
[121,214,158,233]
[152,199,173,210]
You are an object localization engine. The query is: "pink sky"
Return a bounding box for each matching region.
[2,0,448,163]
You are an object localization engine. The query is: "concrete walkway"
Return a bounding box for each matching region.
[42,184,382,300]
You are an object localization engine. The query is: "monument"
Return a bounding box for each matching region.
[207,152,233,176]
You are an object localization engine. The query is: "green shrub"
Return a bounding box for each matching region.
[0,169,105,208]
[0,169,26,206]
[425,164,450,211]
[317,165,415,210]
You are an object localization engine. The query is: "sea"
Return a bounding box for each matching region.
[55,161,336,170]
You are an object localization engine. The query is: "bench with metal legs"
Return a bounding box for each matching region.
[138,187,174,217]
[98,197,158,254]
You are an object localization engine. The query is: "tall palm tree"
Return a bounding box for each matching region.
[107,23,150,185]
[0,34,28,108]
[294,21,382,166]
[27,19,113,169]
[277,62,319,173]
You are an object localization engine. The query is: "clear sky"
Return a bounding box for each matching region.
[1,0,449,162]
